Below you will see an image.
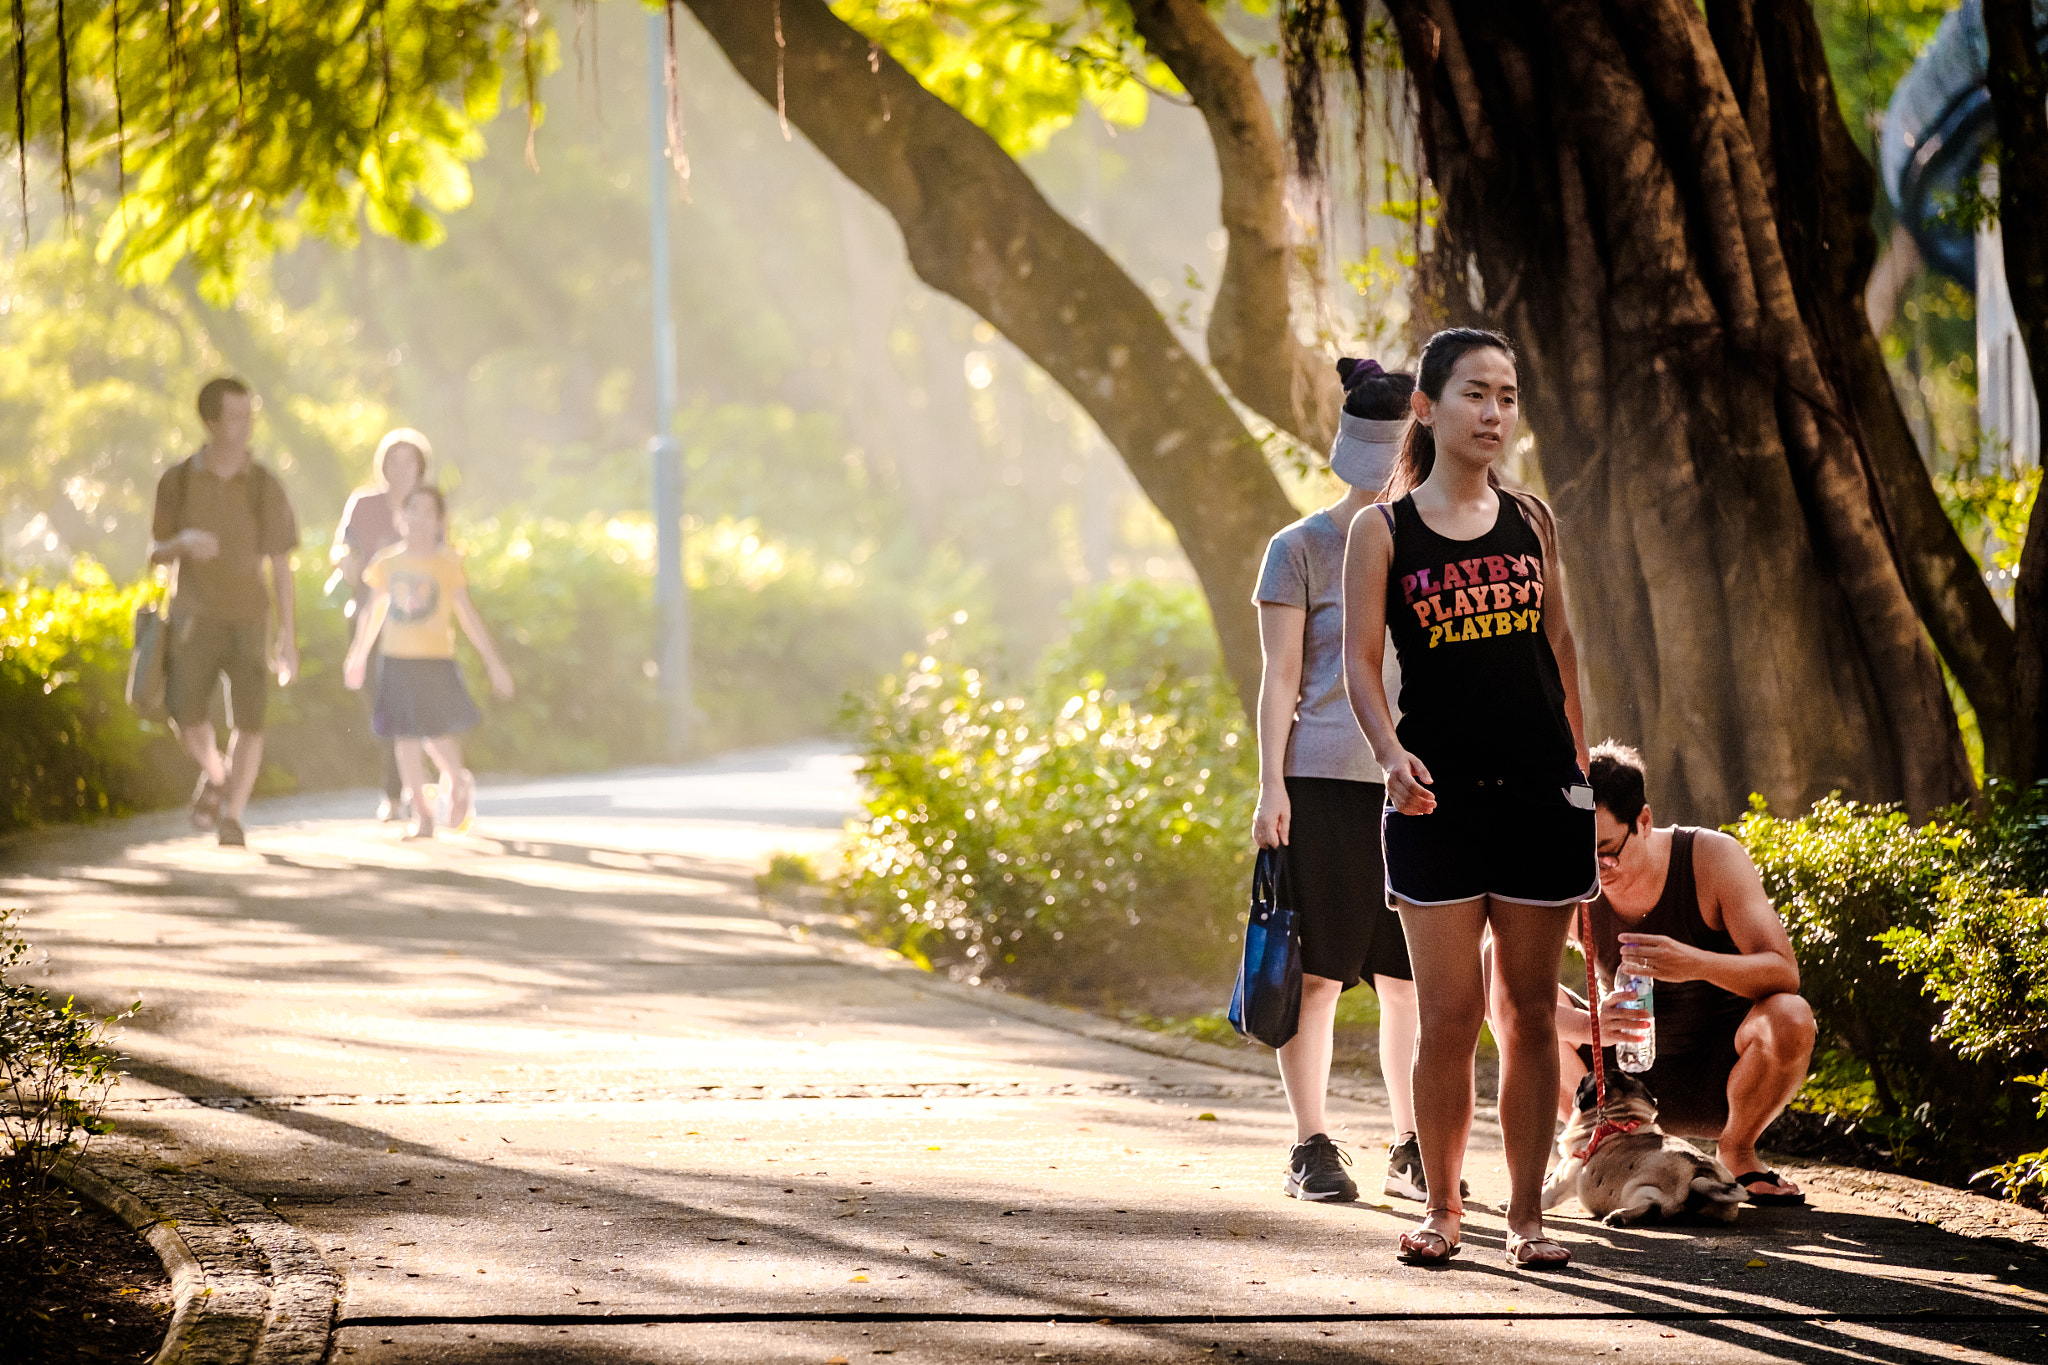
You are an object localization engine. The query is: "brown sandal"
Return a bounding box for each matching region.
[1504,1231,1571,1270]
[1397,1208,1462,1265]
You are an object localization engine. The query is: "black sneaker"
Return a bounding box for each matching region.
[216,817,246,848]
[190,775,225,832]
[1383,1134,1471,1202]
[1283,1133,1358,1202]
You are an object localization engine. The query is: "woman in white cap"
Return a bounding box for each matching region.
[1252,358,1438,1205]
[331,429,431,821]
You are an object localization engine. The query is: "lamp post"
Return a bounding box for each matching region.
[647,11,690,756]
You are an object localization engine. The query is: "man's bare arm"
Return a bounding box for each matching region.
[270,553,299,685]
[1620,830,1800,1000]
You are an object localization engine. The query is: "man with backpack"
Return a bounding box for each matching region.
[147,377,301,847]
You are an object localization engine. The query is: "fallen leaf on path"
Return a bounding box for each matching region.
[1747,1259,1766,1269]
[826,1357,851,1364]
[394,1179,411,1187]
[1195,1113,1217,1121]
[850,1275,869,1282]
[117,1288,139,1295]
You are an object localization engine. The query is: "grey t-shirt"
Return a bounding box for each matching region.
[1253,509,1398,784]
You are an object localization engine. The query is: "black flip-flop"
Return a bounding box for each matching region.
[1735,1170,1807,1207]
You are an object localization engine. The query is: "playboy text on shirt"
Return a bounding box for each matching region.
[1399,552,1544,650]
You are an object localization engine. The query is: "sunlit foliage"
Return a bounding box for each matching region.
[0,0,545,299]
[0,236,393,574]
[832,1,1167,156]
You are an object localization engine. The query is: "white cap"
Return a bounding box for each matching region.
[1329,411,1409,490]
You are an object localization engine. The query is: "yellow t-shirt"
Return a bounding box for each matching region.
[363,546,467,659]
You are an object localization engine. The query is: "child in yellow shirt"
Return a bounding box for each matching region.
[343,486,513,838]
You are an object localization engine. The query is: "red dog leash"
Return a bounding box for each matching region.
[1573,900,1640,1161]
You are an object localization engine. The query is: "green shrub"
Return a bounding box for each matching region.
[1880,885,2048,1064]
[1730,794,1964,1116]
[1,514,924,831]
[838,580,1254,998]
[0,911,131,1270]
[1733,782,2048,1184]
[0,566,188,826]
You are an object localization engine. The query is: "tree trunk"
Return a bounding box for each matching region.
[1370,0,1975,823]
[1719,0,2018,785]
[1126,0,1340,452]
[679,0,1298,715]
[1983,0,2048,784]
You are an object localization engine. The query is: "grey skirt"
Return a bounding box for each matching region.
[373,657,481,738]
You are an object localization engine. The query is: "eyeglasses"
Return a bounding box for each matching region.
[1595,825,1633,869]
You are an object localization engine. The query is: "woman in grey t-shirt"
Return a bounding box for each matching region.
[1252,359,1432,1206]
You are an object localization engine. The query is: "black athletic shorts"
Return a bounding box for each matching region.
[166,616,270,732]
[1282,776,1412,989]
[1382,773,1597,908]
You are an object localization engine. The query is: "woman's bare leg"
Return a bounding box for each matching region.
[422,735,464,783]
[1484,898,1575,1247]
[1372,974,1419,1138]
[422,736,472,828]
[1396,897,1487,1243]
[1276,973,1344,1142]
[393,739,432,835]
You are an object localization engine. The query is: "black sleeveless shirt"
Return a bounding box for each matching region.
[1381,492,1575,779]
[1585,828,1754,1055]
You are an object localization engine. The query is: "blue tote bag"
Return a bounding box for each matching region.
[1228,847,1302,1048]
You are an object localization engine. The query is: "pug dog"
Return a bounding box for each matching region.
[1541,1068,1747,1227]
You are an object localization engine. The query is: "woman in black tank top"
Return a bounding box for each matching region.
[1340,329,1596,1271]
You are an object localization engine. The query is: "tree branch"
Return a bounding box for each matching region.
[678,0,1299,714]
[1737,0,2017,781]
[1125,0,1338,452]
[1984,0,2048,781]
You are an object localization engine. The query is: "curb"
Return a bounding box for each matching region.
[60,1155,339,1365]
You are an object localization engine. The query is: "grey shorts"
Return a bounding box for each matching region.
[166,616,270,732]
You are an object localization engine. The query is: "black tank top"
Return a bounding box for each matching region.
[1381,492,1575,778]
[1585,828,1753,1055]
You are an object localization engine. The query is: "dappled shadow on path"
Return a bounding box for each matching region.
[12,822,2048,1364]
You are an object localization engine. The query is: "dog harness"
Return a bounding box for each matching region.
[1573,900,1642,1161]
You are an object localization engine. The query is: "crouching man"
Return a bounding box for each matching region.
[1559,742,1817,1207]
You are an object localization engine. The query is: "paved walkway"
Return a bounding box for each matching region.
[5,745,2046,1364]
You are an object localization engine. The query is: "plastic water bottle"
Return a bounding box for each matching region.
[1614,971,1656,1073]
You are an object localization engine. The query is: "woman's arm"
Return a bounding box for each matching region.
[1342,507,1435,814]
[331,492,366,580]
[1519,494,1590,774]
[343,594,390,690]
[452,586,515,699]
[1252,602,1306,848]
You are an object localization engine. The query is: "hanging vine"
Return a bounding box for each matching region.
[224,0,243,117]
[773,0,789,142]
[521,0,541,169]
[109,0,124,205]
[53,0,70,219]
[11,0,25,241]
[663,0,690,195]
